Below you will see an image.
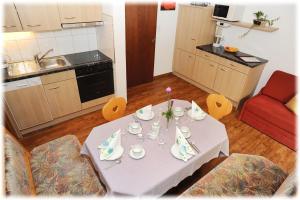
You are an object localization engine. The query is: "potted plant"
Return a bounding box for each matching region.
[253,11,280,26]
[253,11,264,25]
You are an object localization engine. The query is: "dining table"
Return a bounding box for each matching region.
[80,99,229,196]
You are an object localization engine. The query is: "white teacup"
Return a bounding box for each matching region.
[130,122,140,130]
[180,126,190,137]
[131,145,143,157]
[174,107,183,113]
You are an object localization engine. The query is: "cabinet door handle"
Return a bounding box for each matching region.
[48,86,60,90]
[64,17,76,19]
[3,25,16,28]
[27,24,41,27]
[16,84,29,88]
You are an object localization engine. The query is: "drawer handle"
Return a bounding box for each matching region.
[16,84,29,88]
[191,38,196,41]
[3,25,16,28]
[27,24,41,27]
[48,86,60,90]
[209,64,214,67]
[204,54,209,57]
[220,68,228,72]
[230,64,236,67]
[64,17,76,19]
[188,56,192,58]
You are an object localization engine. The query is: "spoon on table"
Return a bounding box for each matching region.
[105,159,122,170]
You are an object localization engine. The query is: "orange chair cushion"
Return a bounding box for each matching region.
[102,97,127,121]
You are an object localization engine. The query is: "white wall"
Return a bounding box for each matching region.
[153,4,178,76]
[222,4,296,94]
[3,27,98,62]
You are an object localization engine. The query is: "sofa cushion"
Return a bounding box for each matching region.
[262,70,296,103]
[4,132,36,195]
[285,95,297,114]
[274,170,296,196]
[30,135,105,196]
[244,95,296,134]
[182,153,287,196]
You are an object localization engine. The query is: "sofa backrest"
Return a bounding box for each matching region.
[261,70,296,103]
[4,129,36,195]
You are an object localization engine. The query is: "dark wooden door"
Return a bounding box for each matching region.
[125,3,157,88]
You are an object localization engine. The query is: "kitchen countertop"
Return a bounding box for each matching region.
[2,50,112,82]
[197,44,268,67]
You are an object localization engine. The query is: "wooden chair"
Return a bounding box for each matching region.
[206,94,233,120]
[102,97,127,121]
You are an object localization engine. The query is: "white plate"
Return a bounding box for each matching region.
[136,111,155,121]
[128,124,142,135]
[171,144,193,161]
[129,148,145,160]
[187,109,206,120]
[104,146,124,161]
[174,110,184,117]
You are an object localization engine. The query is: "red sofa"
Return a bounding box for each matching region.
[239,70,296,150]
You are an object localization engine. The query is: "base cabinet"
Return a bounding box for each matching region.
[44,79,81,119]
[174,49,195,78]
[4,84,53,130]
[173,49,265,106]
[193,56,217,88]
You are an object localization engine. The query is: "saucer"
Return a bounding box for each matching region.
[129,147,145,160]
[174,110,184,117]
[187,109,206,120]
[136,111,155,121]
[128,123,142,135]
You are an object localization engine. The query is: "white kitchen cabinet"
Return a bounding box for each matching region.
[58,4,102,23]
[3,4,23,32]
[15,4,61,32]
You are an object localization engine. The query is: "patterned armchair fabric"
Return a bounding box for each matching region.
[4,133,36,195]
[30,135,105,196]
[182,153,287,196]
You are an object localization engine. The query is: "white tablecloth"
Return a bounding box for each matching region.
[81,99,229,196]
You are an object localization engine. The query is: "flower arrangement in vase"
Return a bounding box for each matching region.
[162,87,174,128]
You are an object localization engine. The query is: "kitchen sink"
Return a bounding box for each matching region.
[39,56,71,69]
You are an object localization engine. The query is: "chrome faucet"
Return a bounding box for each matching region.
[34,48,54,64]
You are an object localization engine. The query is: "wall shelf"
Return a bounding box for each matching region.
[228,21,279,32]
[213,19,279,32]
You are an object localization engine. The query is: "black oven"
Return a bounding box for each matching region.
[75,61,114,103]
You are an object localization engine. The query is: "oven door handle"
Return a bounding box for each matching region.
[76,70,111,79]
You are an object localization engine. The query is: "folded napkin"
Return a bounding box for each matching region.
[175,127,195,162]
[191,101,206,119]
[137,104,152,118]
[98,129,122,160]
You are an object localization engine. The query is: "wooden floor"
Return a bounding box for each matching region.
[21,74,296,174]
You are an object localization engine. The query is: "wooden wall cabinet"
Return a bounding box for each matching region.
[3,4,23,32]
[15,4,61,32]
[58,5,102,23]
[174,5,215,54]
[42,71,81,119]
[4,78,53,130]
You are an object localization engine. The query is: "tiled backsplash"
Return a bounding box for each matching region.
[3,27,98,62]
